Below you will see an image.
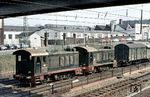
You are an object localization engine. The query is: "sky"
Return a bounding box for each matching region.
[4,3,150,27]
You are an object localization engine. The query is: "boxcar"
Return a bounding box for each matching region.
[115,43,147,66]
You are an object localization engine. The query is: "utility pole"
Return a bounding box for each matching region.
[140,9,143,39]
[23,16,29,46]
[0,19,4,45]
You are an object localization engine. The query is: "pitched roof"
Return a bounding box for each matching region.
[94,25,111,31]
[74,46,97,52]
[4,25,41,32]
[115,43,146,48]
[13,48,49,56]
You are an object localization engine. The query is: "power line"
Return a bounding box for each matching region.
[11,0,141,19]
[47,13,112,21]
[16,17,106,25]
[2,0,149,26]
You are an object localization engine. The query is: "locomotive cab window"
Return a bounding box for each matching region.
[43,56,47,63]
[18,55,21,61]
[89,53,94,64]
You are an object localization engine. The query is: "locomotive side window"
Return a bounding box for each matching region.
[105,51,108,61]
[144,48,147,58]
[43,56,47,63]
[18,55,21,61]
[69,55,73,65]
[93,53,96,64]
[50,56,59,66]
[65,55,69,66]
[108,51,111,61]
[60,56,65,66]
[110,51,113,60]
[99,51,102,63]
[140,48,142,59]
[96,53,100,63]
[74,54,79,66]
[89,53,93,64]
[102,51,105,61]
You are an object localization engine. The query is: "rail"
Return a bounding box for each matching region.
[0,62,149,97]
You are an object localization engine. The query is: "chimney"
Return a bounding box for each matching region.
[63,33,66,45]
[0,19,4,45]
[110,20,116,32]
[44,32,48,47]
[119,19,123,25]
[73,33,76,44]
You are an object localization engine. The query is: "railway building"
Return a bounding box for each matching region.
[18,24,131,48]
[2,22,136,48]
[3,26,40,45]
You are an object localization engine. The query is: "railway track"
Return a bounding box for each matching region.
[20,63,149,96]
[74,71,150,97]
[0,63,148,97]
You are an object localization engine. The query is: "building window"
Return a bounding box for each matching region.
[15,35,18,39]
[4,34,6,39]
[8,34,12,39]
[47,33,49,37]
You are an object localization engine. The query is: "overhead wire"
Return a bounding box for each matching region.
[2,0,150,26]
[15,17,106,25]
[11,0,141,19]
[1,0,148,20]
[1,0,148,24]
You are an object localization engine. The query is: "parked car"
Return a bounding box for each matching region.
[5,44,18,50]
[0,45,7,50]
[15,44,21,49]
[20,44,29,48]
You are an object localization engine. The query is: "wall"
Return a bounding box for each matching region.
[0,52,15,77]
[29,33,41,47]
[4,31,21,44]
[135,24,150,40]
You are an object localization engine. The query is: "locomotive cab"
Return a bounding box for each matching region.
[13,49,48,86]
[74,46,97,73]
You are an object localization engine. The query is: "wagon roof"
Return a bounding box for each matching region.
[74,46,97,52]
[137,42,150,48]
[49,51,78,55]
[13,49,49,56]
[116,43,146,48]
